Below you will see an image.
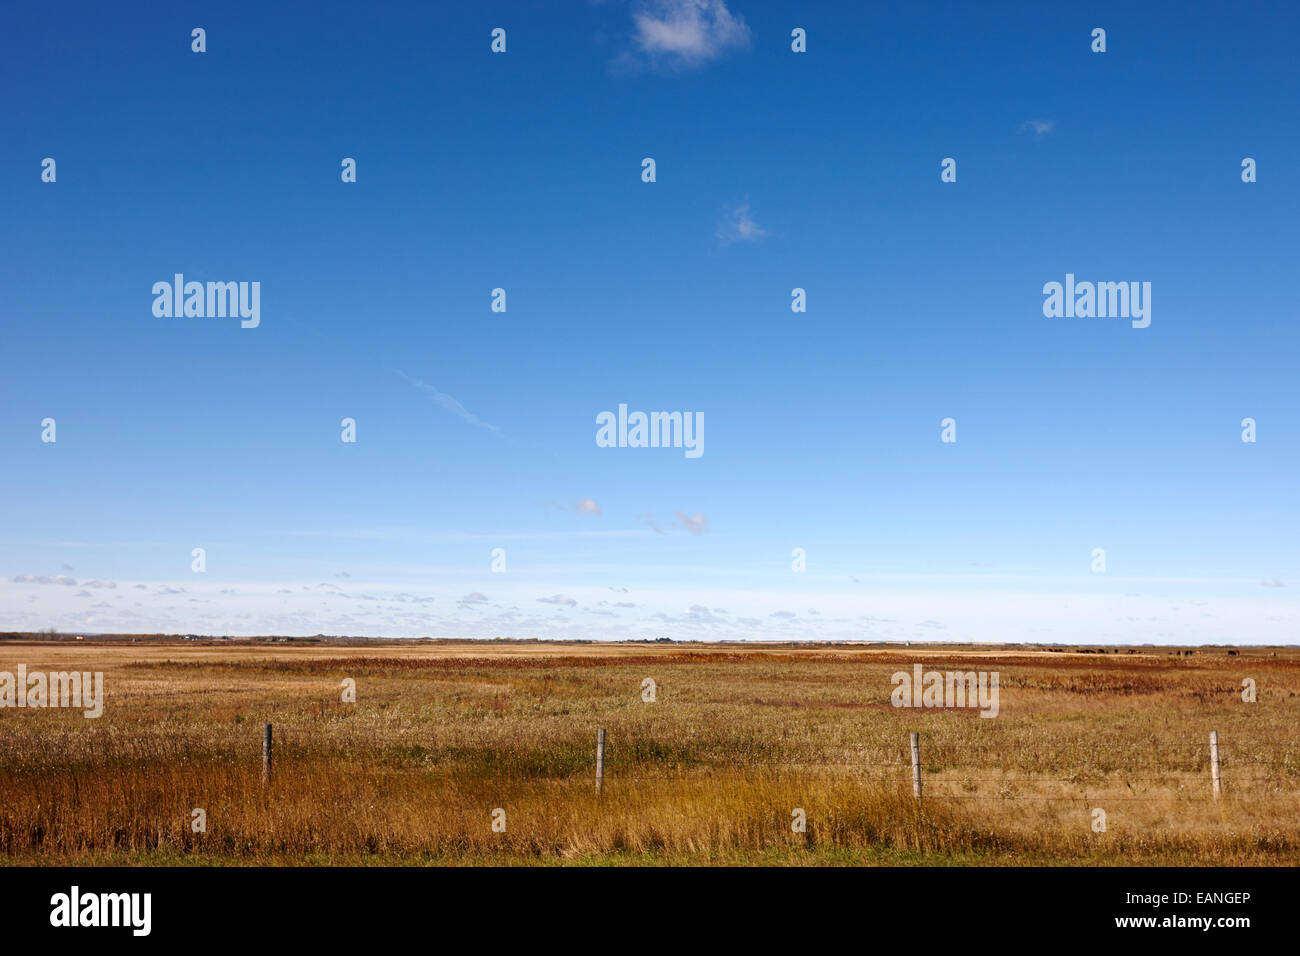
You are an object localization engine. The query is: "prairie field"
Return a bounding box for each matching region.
[1,640,1298,866]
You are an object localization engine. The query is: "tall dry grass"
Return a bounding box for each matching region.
[1,642,1297,865]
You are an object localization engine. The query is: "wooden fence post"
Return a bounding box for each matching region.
[262,723,273,787]
[1209,730,1221,799]
[595,728,606,795]
[910,731,922,800]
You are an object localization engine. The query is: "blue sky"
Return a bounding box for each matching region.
[2,1,1296,642]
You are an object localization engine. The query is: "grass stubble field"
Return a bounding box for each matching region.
[1,640,1297,866]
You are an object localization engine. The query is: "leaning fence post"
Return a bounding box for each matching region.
[595,728,606,795]
[910,732,922,800]
[262,723,273,786]
[1209,730,1221,799]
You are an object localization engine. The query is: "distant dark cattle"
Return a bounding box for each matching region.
[1227,649,1239,656]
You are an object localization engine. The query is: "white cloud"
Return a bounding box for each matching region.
[5,571,1293,645]
[1020,119,1055,137]
[716,201,769,244]
[575,497,601,515]
[630,0,751,68]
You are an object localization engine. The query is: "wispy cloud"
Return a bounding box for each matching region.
[574,497,602,515]
[1261,578,1285,588]
[637,511,709,535]
[1020,119,1055,138]
[684,604,725,623]
[622,0,751,71]
[673,511,709,535]
[638,512,667,535]
[398,370,505,437]
[11,574,78,586]
[716,201,769,244]
[537,594,578,607]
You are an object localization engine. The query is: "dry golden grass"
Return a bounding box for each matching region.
[1,641,1297,865]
